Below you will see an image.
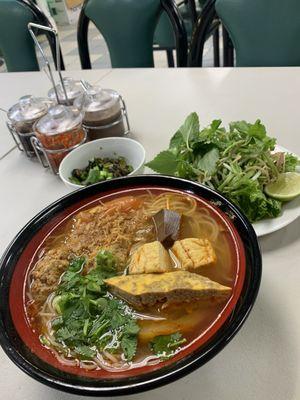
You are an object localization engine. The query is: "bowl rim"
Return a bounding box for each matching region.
[0,175,262,396]
[58,137,146,189]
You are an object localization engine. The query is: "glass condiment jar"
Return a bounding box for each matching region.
[32,105,86,174]
[6,95,53,157]
[74,86,130,140]
[48,77,84,106]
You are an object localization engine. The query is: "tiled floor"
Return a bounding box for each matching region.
[58,22,112,70]
[0,20,215,72]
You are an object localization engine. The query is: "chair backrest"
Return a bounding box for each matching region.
[198,0,208,7]
[215,0,300,67]
[0,0,64,72]
[78,0,187,68]
[0,0,39,71]
[154,11,176,48]
[154,1,197,49]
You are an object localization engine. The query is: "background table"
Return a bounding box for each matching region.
[0,68,299,400]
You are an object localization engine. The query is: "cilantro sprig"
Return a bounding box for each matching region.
[150,333,186,360]
[45,251,140,362]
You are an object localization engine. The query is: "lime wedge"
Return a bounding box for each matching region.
[265,172,300,201]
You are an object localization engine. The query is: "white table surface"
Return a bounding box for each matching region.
[0,68,299,400]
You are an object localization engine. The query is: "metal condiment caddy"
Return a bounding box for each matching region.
[4,22,131,175]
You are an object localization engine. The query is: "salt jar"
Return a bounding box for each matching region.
[48,77,83,106]
[73,86,130,140]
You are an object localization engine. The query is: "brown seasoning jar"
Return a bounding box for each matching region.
[7,95,53,156]
[74,86,126,140]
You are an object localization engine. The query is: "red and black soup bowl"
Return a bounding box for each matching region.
[0,175,261,396]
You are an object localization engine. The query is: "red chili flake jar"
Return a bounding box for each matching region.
[34,105,86,173]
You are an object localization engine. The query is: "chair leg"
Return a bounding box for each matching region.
[166,49,175,67]
[227,38,234,67]
[222,25,234,67]
[78,10,92,69]
[222,25,229,66]
[213,26,220,67]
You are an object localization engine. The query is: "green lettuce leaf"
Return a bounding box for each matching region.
[196,147,220,175]
[169,130,185,155]
[178,112,199,149]
[145,150,179,174]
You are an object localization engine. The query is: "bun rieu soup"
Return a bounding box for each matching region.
[27,192,237,372]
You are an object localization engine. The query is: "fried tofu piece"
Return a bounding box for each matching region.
[105,271,231,308]
[172,238,216,273]
[129,241,172,274]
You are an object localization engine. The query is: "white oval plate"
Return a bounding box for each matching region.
[253,146,300,237]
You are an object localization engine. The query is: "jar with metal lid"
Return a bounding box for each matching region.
[32,105,86,174]
[74,86,130,140]
[48,77,84,106]
[6,95,53,157]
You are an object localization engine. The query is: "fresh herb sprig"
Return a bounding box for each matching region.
[45,251,139,362]
[146,113,299,222]
[150,333,186,360]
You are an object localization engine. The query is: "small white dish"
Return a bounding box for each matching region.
[59,137,146,190]
[253,145,300,237]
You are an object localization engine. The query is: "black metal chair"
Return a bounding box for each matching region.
[77,0,188,68]
[155,0,222,67]
[188,0,234,67]
[153,0,198,67]
[197,0,222,67]
[0,0,65,72]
